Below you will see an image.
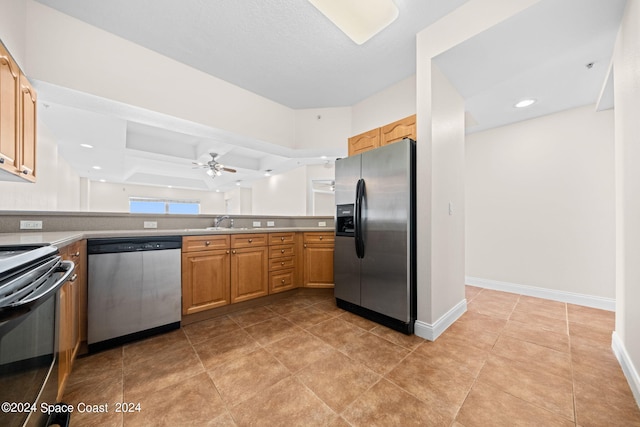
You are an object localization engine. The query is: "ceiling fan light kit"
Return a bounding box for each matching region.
[193,152,237,179]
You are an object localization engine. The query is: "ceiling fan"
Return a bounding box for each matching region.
[192,153,237,178]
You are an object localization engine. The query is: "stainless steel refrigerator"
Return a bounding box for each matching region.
[334,138,416,334]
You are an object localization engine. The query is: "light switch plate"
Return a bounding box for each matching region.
[267,221,275,227]
[20,220,43,230]
[318,221,326,227]
[143,221,158,229]
[253,221,261,227]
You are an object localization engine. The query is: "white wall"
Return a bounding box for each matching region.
[351,75,416,136]
[88,181,225,213]
[466,105,615,299]
[24,0,296,149]
[295,107,351,156]
[224,187,252,215]
[0,0,26,68]
[251,167,307,216]
[415,0,541,340]
[0,125,80,211]
[613,0,640,406]
[306,164,336,215]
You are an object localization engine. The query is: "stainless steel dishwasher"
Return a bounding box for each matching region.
[87,236,181,352]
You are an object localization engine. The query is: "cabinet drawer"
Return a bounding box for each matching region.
[269,269,296,294]
[269,245,295,258]
[303,232,335,244]
[231,234,268,248]
[183,235,230,252]
[269,256,295,271]
[268,232,295,245]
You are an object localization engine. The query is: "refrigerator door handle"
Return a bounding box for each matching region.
[355,178,365,259]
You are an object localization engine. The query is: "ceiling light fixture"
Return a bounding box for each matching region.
[235,181,241,186]
[80,143,93,148]
[264,170,272,177]
[92,165,101,170]
[309,0,399,45]
[514,99,536,108]
[99,179,106,183]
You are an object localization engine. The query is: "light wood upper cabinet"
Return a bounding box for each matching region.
[348,114,416,156]
[19,74,36,181]
[381,115,416,146]
[0,43,37,182]
[348,128,380,156]
[0,43,20,175]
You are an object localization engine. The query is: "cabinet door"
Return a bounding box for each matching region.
[348,128,380,156]
[182,249,231,315]
[230,246,268,303]
[381,115,416,146]
[0,45,19,173]
[19,74,36,181]
[303,244,335,288]
[57,282,72,401]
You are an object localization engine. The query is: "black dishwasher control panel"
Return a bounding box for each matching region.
[87,236,182,255]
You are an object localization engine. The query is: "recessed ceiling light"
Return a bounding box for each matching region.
[80,143,93,149]
[168,185,172,188]
[92,166,101,170]
[514,99,536,108]
[235,181,241,186]
[215,189,220,193]
[309,0,399,45]
[99,179,106,183]
[321,155,327,160]
[264,170,272,177]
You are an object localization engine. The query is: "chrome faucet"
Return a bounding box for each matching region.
[213,215,231,228]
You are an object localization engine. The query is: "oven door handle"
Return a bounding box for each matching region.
[18,260,74,306]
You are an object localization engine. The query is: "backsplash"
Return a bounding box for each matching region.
[0,211,333,233]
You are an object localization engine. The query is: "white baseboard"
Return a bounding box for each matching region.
[612,331,640,408]
[414,299,467,341]
[465,276,615,312]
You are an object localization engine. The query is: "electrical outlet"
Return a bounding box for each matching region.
[144,221,158,229]
[20,220,43,230]
[253,221,261,227]
[318,221,326,227]
[267,221,275,227]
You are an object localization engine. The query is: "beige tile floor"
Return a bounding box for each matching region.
[63,286,640,426]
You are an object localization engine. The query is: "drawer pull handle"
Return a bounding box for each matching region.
[281,279,285,284]
[281,262,285,266]
[304,244,307,248]
[70,274,78,282]
[248,239,253,243]
[319,236,323,240]
[281,249,285,253]
[205,241,211,246]
[226,250,230,254]
[74,251,80,257]
[232,250,236,254]
[281,237,285,241]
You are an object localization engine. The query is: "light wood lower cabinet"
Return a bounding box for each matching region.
[230,245,269,303]
[268,232,298,294]
[57,240,86,401]
[182,235,231,315]
[182,249,231,314]
[303,232,335,288]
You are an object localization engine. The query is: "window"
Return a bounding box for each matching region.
[129,198,200,214]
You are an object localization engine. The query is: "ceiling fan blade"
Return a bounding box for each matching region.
[222,167,237,173]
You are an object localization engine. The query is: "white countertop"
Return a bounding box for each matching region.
[0,227,334,247]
